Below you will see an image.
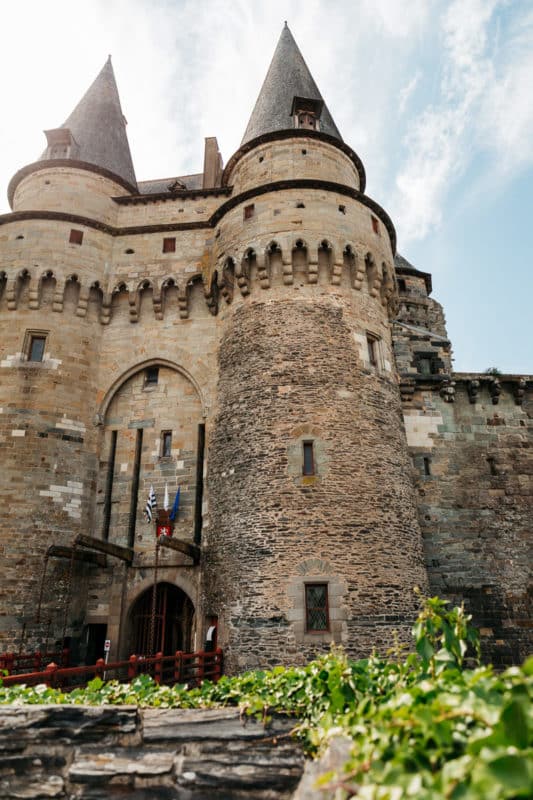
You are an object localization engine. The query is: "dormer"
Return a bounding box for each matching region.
[291,96,324,131]
[43,128,80,160]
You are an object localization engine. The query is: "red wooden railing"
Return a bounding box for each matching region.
[0,649,70,675]
[0,648,223,690]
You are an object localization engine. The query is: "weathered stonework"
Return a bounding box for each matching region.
[0,705,304,799]
[0,25,530,672]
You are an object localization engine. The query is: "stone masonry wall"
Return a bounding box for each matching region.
[405,378,533,665]
[205,285,428,673]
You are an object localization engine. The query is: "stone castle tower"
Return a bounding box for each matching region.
[0,26,531,672]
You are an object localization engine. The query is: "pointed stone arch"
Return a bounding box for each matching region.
[292,238,309,283]
[98,356,209,421]
[317,239,334,284]
[63,273,81,313]
[220,257,235,304]
[110,282,130,324]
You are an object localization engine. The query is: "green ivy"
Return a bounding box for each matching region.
[1,597,531,799]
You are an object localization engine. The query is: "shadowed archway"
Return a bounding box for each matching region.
[128,582,195,656]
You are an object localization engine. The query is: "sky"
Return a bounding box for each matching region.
[1,0,531,373]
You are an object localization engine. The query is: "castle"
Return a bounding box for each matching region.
[0,25,531,673]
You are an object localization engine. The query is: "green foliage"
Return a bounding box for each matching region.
[1,596,531,799]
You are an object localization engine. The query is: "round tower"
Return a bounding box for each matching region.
[0,58,137,652]
[203,25,428,672]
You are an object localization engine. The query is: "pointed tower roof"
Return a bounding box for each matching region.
[241,23,342,145]
[41,56,137,188]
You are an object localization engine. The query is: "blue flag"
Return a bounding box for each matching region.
[169,487,180,522]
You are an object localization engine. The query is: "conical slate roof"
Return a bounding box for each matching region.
[241,23,342,145]
[42,57,137,188]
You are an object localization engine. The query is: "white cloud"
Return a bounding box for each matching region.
[392,0,533,246]
[398,71,422,114]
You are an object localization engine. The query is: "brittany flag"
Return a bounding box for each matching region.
[144,485,157,523]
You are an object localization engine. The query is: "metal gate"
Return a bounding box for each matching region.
[130,582,194,656]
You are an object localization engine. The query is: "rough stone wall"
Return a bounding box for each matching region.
[0,705,304,799]
[404,379,533,665]
[205,285,428,673]
[393,272,452,377]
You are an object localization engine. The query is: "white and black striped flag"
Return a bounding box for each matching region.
[144,485,157,523]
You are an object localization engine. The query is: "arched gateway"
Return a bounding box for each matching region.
[128,582,195,656]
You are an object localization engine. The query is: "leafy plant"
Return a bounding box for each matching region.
[1,596,531,799]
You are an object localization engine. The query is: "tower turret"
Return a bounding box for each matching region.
[241,22,341,144]
[8,57,136,221]
[0,58,137,651]
[203,26,428,672]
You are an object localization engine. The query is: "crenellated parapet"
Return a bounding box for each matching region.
[212,235,398,318]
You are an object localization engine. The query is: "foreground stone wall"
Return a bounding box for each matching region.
[0,705,304,799]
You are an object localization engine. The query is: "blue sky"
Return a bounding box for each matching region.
[1,0,531,373]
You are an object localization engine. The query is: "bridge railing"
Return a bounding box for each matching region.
[0,649,70,675]
[0,648,223,690]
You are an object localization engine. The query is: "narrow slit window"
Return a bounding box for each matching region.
[302,441,315,476]
[161,431,172,458]
[145,366,159,385]
[423,457,431,476]
[367,335,379,367]
[371,216,380,235]
[28,335,46,362]
[69,229,83,245]
[487,456,497,476]
[163,237,176,253]
[305,584,329,632]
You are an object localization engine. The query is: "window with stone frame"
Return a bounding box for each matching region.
[161,430,172,458]
[144,366,159,386]
[366,333,380,367]
[302,441,315,476]
[415,352,440,375]
[305,583,329,632]
[24,330,48,362]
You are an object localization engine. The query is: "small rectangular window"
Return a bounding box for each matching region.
[418,357,433,375]
[244,204,255,220]
[305,584,329,632]
[302,441,315,476]
[371,216,379,235]
[69,229,83,245]
[487,456,497,476]
[367,334,379,367]
[423,457,431,476]
[163,237,176,253]
[145,366,159,385]
[28,335,46,362]
[161,431,172,458]
[397,278,406,292]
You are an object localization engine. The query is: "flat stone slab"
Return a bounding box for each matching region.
[69,748,175,782]
[142,707,296,742]
[0,705,304,799]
